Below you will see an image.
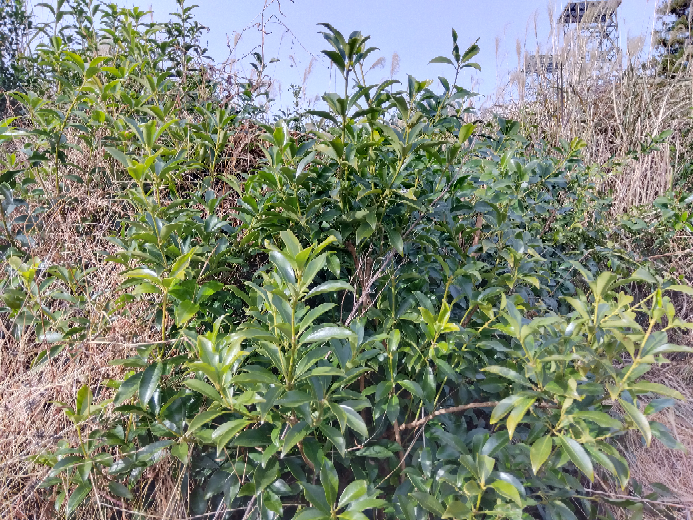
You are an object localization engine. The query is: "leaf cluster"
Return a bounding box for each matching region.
[1,7,691,520]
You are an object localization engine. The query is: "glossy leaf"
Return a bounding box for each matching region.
[530,435,553,475]
[139,362,162,406]
[506,397,536,439]
[491,479,522,506]
[184,379,222,403]
[213,419,250,454]
[619,399,652,446]
[188,410,225,434]
[282,421,310,456]
[306,281,354,298]
[269,250,296,284]
[338,480,367,509]
[482,366,533,387]
[490,395,523,424]
[410,491,445,517]
[557,435,594,482]
[175,300,199,327]
[341,405,368,437]
[302,326,356,344]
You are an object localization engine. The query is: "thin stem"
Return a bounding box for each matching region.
[399,402,498,430]
[161,291,168,342]
[0,198,18,249]
[54,93,81,194]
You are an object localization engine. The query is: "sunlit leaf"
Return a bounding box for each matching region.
[619,399,652,446]
[530,435,552,475]
[557,435,594,482]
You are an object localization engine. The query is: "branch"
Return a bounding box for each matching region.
[399,401,559,431]
[585,489,693,510]
[540,209,557,237]
[375,422,424,488]
[241,495,257,520]
[344,172,462,326]
[460,304,478,328]
[648,248,693,260]
[399,402,498,430]
[470,213,483,258]
[392,419,405,483]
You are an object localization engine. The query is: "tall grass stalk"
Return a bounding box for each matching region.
[494,1,693,212]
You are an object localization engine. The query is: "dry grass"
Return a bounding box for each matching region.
[591,356,693,519]
[0,341,131,519]
[493,3,693,213]
[501,67,692,212]
[487,6,693,516]
[0,104,265,518]
[624,363,693,504]
[0,176,153,519]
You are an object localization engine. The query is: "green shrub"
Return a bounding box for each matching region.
[0,0,30,94]
[1,3,692,520]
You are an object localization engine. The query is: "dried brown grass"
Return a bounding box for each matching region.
[592,356,693,519]
[489,8,693,516]
[502,67,691,213]
[494,9,693,214]
[0,176,155,518]
[0,109,265,518]
[0,341,131,519]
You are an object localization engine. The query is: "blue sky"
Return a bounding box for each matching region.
[31,0,661,108]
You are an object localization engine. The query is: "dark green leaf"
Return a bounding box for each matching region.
[338,480,367,509]
[301,482,331,514]
[619,399,652,446]
[108,482,133,500]
[293,508,328,520]
[387,228,404,255]
[75,385,92,417]
[306,281,354,298]
[174,300,199,327]
[269,250,296,284]
[254,459,279,493]
[321,459,339,505]
[429,56,455,65]
[139,362,162,406]
[320,424,346,457]
[482,366,532,387]
[571,411,622,429]
[628,382,684,400]
[410,491,445,517]
[214,419,250,454]
[188,410,225,434]
[341,405,368,437]
[283,421,310,456]
[184,379,222,402]
[557,435,594,482]
[67,482,92,515]
[530,435,552,474]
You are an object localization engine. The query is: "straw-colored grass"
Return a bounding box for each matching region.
[489,4,693,515]
[0,115,263,518]
[589,356,693,519]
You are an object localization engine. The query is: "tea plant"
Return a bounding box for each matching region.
[1,3,692,520]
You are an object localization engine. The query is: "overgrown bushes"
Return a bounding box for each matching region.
[0,0,30,93]
[1,2,692,519]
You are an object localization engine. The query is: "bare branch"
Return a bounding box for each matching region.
[399,402,498,430]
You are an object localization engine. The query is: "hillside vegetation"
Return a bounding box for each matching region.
[1,1,693,519]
